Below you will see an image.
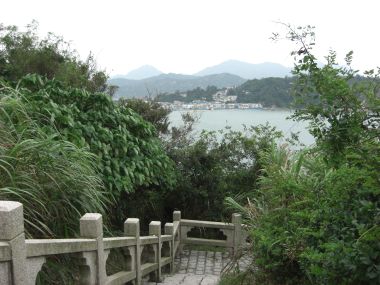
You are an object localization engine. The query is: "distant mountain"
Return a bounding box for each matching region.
[108,73,246,99]
[195,60,291,79]
[114,65,163,80]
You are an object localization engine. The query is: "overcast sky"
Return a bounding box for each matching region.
[1,0,379,75]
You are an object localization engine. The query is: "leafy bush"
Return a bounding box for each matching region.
[16,75,175,197]
[165,124,282,220]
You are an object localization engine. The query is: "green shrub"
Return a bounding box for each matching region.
[228,145,379,284]
[166,124,282,220]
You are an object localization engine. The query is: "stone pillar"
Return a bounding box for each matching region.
[232,213,242,255]
[149,221,162,282]
[164,223,174,273]
[79,213,106,285]
[125,218,141,285]
[0,201,27,285]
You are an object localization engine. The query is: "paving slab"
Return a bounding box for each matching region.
[144,249,250,285]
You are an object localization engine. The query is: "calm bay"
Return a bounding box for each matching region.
[169,109,315,146]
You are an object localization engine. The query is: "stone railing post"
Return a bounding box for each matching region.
[0,201,27,285]
[125,218,141,285]
[232,213,242,255]
[149,221,162,282]
[173,211,182,254]
[79,213,106,285]
[164,222,174,273]
[173,210,181,223]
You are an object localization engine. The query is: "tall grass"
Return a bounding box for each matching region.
[0,82,109,238]
[225,143,380,284]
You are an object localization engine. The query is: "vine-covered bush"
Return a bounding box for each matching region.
[16,74,175,198]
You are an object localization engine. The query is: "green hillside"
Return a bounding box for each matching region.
[235,77,293,107]
[157,77,294,108]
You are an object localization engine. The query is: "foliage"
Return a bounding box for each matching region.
[226,25,380,285]
[14,75,175,200]
[119,98,171,135]
[0,22,178,283]
[0,80,108,238]
[165,124,282,220]
[283,24,380,165]
[219,271,256,285]
[0,21,117,96]
[228,146,380,285]
[164,112,200,150]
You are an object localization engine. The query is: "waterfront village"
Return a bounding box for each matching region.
[158,87,263,110]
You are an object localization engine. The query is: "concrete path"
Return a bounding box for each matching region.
[144,249,250,285]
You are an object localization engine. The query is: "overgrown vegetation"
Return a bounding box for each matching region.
[1,21,379,285]
[223,25,380,285]
[164,124,282,221]
[0,23,176,283]
[0,22,176,234]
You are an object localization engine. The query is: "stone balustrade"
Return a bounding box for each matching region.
[0,201,243,285]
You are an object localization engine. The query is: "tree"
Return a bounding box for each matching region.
[0,21,117,95]
[119,98,171,135]
[275,24,380,165]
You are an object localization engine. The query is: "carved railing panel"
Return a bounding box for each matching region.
[106,247,132,276]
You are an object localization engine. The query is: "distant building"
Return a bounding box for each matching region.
[212,88,237,103]
[226,96,237,102]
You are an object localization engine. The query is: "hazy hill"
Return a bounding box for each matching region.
[195,60,291,79]
[114,65,163,80]
[109,73,246,98]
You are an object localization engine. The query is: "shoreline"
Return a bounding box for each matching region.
[171,107,292,112]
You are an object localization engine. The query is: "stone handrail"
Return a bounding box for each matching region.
[179,213,243,254]
[0,201,243,285]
